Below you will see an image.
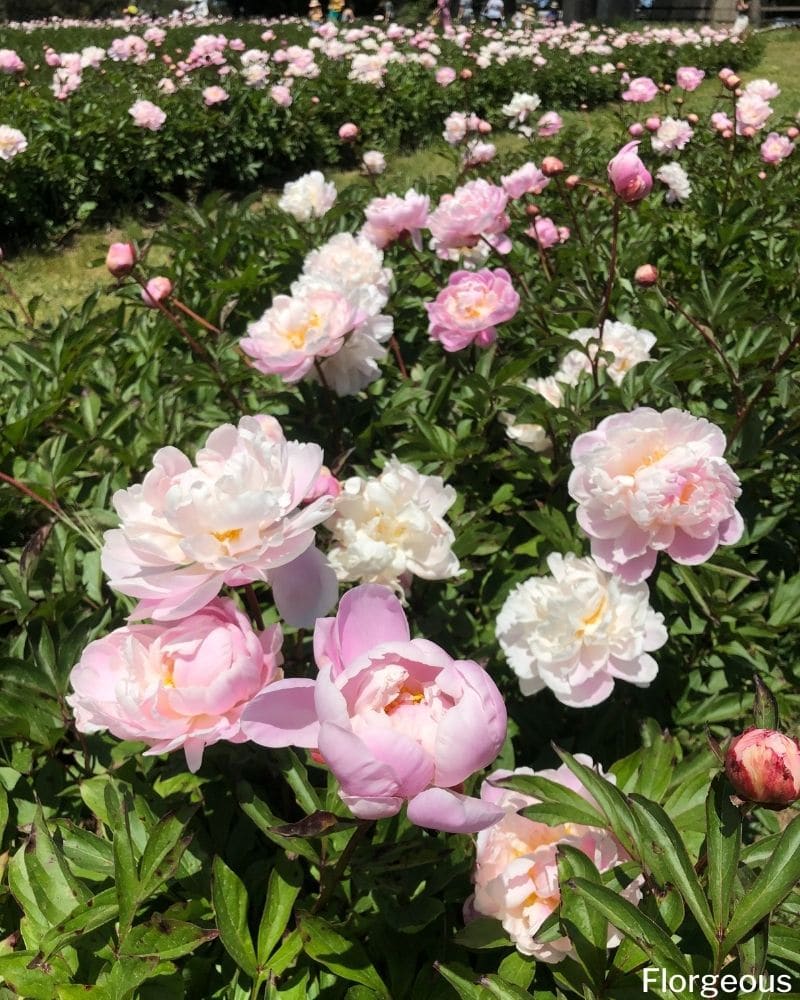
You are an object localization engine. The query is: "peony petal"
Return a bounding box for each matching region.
[270,546,339,628]
[318,722,399,799]
[335,584,411,665]
[407,787,505,833]
[240,678,319,748]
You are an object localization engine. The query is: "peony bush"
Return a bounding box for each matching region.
[1,36,800,1000]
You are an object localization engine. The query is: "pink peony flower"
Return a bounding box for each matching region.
[743,78,780,101]
[760,132,794,165]
[270,84,293,107]
[735,92,772,135]
[568,408,743,584]
[710,111,733,133]
[100,415,338,625]
[338,122,359,141]
[428,179,511,256]
[202,85,229,106]
[537,111,563,137]
[141,276,173,307]
[435,66,457,86]
[248,584,507,832]
[67,598,316,772]
[128,99,167,131]
[240,287,358,382]
[622,76,658,103]
[426,268,520,352]
[106,242,136,278]
[0,49,25,74]
[651,117,694,154]
[676,66,705,92]
[526,216,569,249]
[470,760,642,959]
[607,141,652,203]
[725,728,800,807]
[362,150,387,174]
[501,162,550,199]
[361,189,430,251]
[0,126,28,162]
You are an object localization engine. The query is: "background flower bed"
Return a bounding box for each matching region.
[0,18,763,246]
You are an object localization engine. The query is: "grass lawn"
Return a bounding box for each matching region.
[2,28,797,328]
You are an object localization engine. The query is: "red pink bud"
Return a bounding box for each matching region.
[725,728,800,807]
[541,156,564,176]
[634,264,659,286]
[141,276,173,308]
[106,242,136,278]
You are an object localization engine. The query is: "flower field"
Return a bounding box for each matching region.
[2,13,800,1000]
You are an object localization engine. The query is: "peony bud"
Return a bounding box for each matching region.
[687,113,699,124]
[106,242,136,278]
[477,120,492,134]
[460,68,472,80]
[718,67,733,81]
[758,170,767,180]
[541,156,564,176]
[304,465,341,502]
[645,115,661,132]
[634,263,659,286]
[525,204,540,218]
[141,276,173,308]
[722,128,733,140]
[565,174,580,188]
[607,141,652,203]
[338,122,359,141]
[787,126,799,139]
[742,125,756,139]
[725,728,800,807]
[628,122,644,137]
[724,74,741,90]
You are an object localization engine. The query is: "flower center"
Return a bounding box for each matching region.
[212,528,242,545]
[162,654,176,688]
[384,684,425,715]
[575,596,607,638]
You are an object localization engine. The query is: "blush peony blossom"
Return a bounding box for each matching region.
[435,66,457,86]
[760,132,794,164]
[496,553,667,707]
[676,66,705,91]
[202,85,229,106]
[428,179,511,257]
[326,457,460,590]
[568,408,744,584]
[426,268,520,352]
[270,83,293,107]
[743,78,780,101]
[622,76,658,102]
[240,288,358,382]
[608,141,652,203]
[470,761,642,960]
[128,99,167,131]
[278,171,337,221]
[0,125,28,161]
[537,111,563,137]
[362,149,387,174]
[0,50,25,74]
[101,415,338,625]
[650,117,694,154]
[251,584,507,832]
[499,414,552,454]
[361,189,430,251]
[526,217,570,249]
[735,92,773,134]
[501,162,550,199]
[560,321,657,387]
[67,598,315,772]
[656,162,692,203]
[502,92,542,126]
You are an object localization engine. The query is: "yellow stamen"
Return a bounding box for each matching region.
[212,528,242,545]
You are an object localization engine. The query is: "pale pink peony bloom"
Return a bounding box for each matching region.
[561,321,657,386]
[496,553,667,707]
[622,76,658,102]
[338,121,359,141]
[361,189,430,251]
[158,77,177,94]
[362,149,387,174]
[502,92,542,126]
[760,132,794,164]
[100,415,337,625]
[106,242,136,278]
[202,85,229,106]
[725,728,800,807]
[428,180,511,256]
[470,761,642,959]
[443,110,468,144]
[743,78,780,101]
[435,66,457,86]
[426,268,520,352]
[66,599,312,773]
[526,216,569,249]
[537,111,563,137]
[240,288,358,383]
[0,126,28,161]
[270,83,293,107]
[607,141,652,203]
[676,66,705,91]
[710,111,733,133]
[735,92,772,134]
[651,117,694,154]
[656,162,692,203]
[462,141,496,168]
[501,162,550,199]
[568,408,744,584]
[141,277,173,307]
[253,584,507,832]
[278,171,336,221]
[0,49,25,74]
[128,99,167,131]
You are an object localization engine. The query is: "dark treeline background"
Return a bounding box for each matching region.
[0,0,393,18]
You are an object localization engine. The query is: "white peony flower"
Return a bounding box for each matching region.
[499,414,553,453]
[0,125,27,161]
[655,162,692,203]
[293,232,392,316]
[278,170,337,222]
[501,92,541,125]
[326,457,460,589]
[562,321,657,386]
[496,552,667,707]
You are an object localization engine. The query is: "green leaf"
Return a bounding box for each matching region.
[496,952,535,990]
[705,774,741,930]
[628,795,716,949]
[453,916,510,950]
[236,781,319,863]
[119,915,218,961]
[721,813,800,952]
[566,878,690,976]
[635,728,676,804]
[297,912,390,998]
[0,784,7,845]
[770,924,800,964]
[211,856,258,978]
[0,952,73,1000]
[109,789,139,943]
[257,854,303,963]
[433,961,484,1000]
[553,748,639,855]
[274,749,321,815]
[137,811,193,897]
[479,975,534,999]
[39,887,119,959]
[557,844,608,988]
[752,676,779,729]
[521,802,610,829]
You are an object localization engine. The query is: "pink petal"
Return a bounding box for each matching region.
[406,788,505,833]
[318,722,399,799]
[240,678,319,748]
[269,546,339,627]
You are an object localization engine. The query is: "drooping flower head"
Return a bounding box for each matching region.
[607,141,652,203]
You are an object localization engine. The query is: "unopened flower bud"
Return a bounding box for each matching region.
[718,67,733,81]
[725,728,800,808]
[477,120,492,134]
[628,122,644,137]
[304,466,341,502]
[742,125,756,138]
[758,170,767,180]
[460,68,472,80]
[724,74,741,90]
[106,242,136,278]
[687,113,699,124]
[565,174,580,188]
[722,128,733,140]
[541,156,564,176]
[616,61,626,70]
[525,204,540,218]
[645,116,661,132]
[635,263,659,286]
[662,84,672,93]
[787,126,799,139]
[141,276,173,308]
[338,122,359,141]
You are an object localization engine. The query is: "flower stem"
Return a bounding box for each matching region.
[242,583,265,631]
[172,296,223,335]
[389,335,409,379]
[312,820,372,915]
[592,199,621,387]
